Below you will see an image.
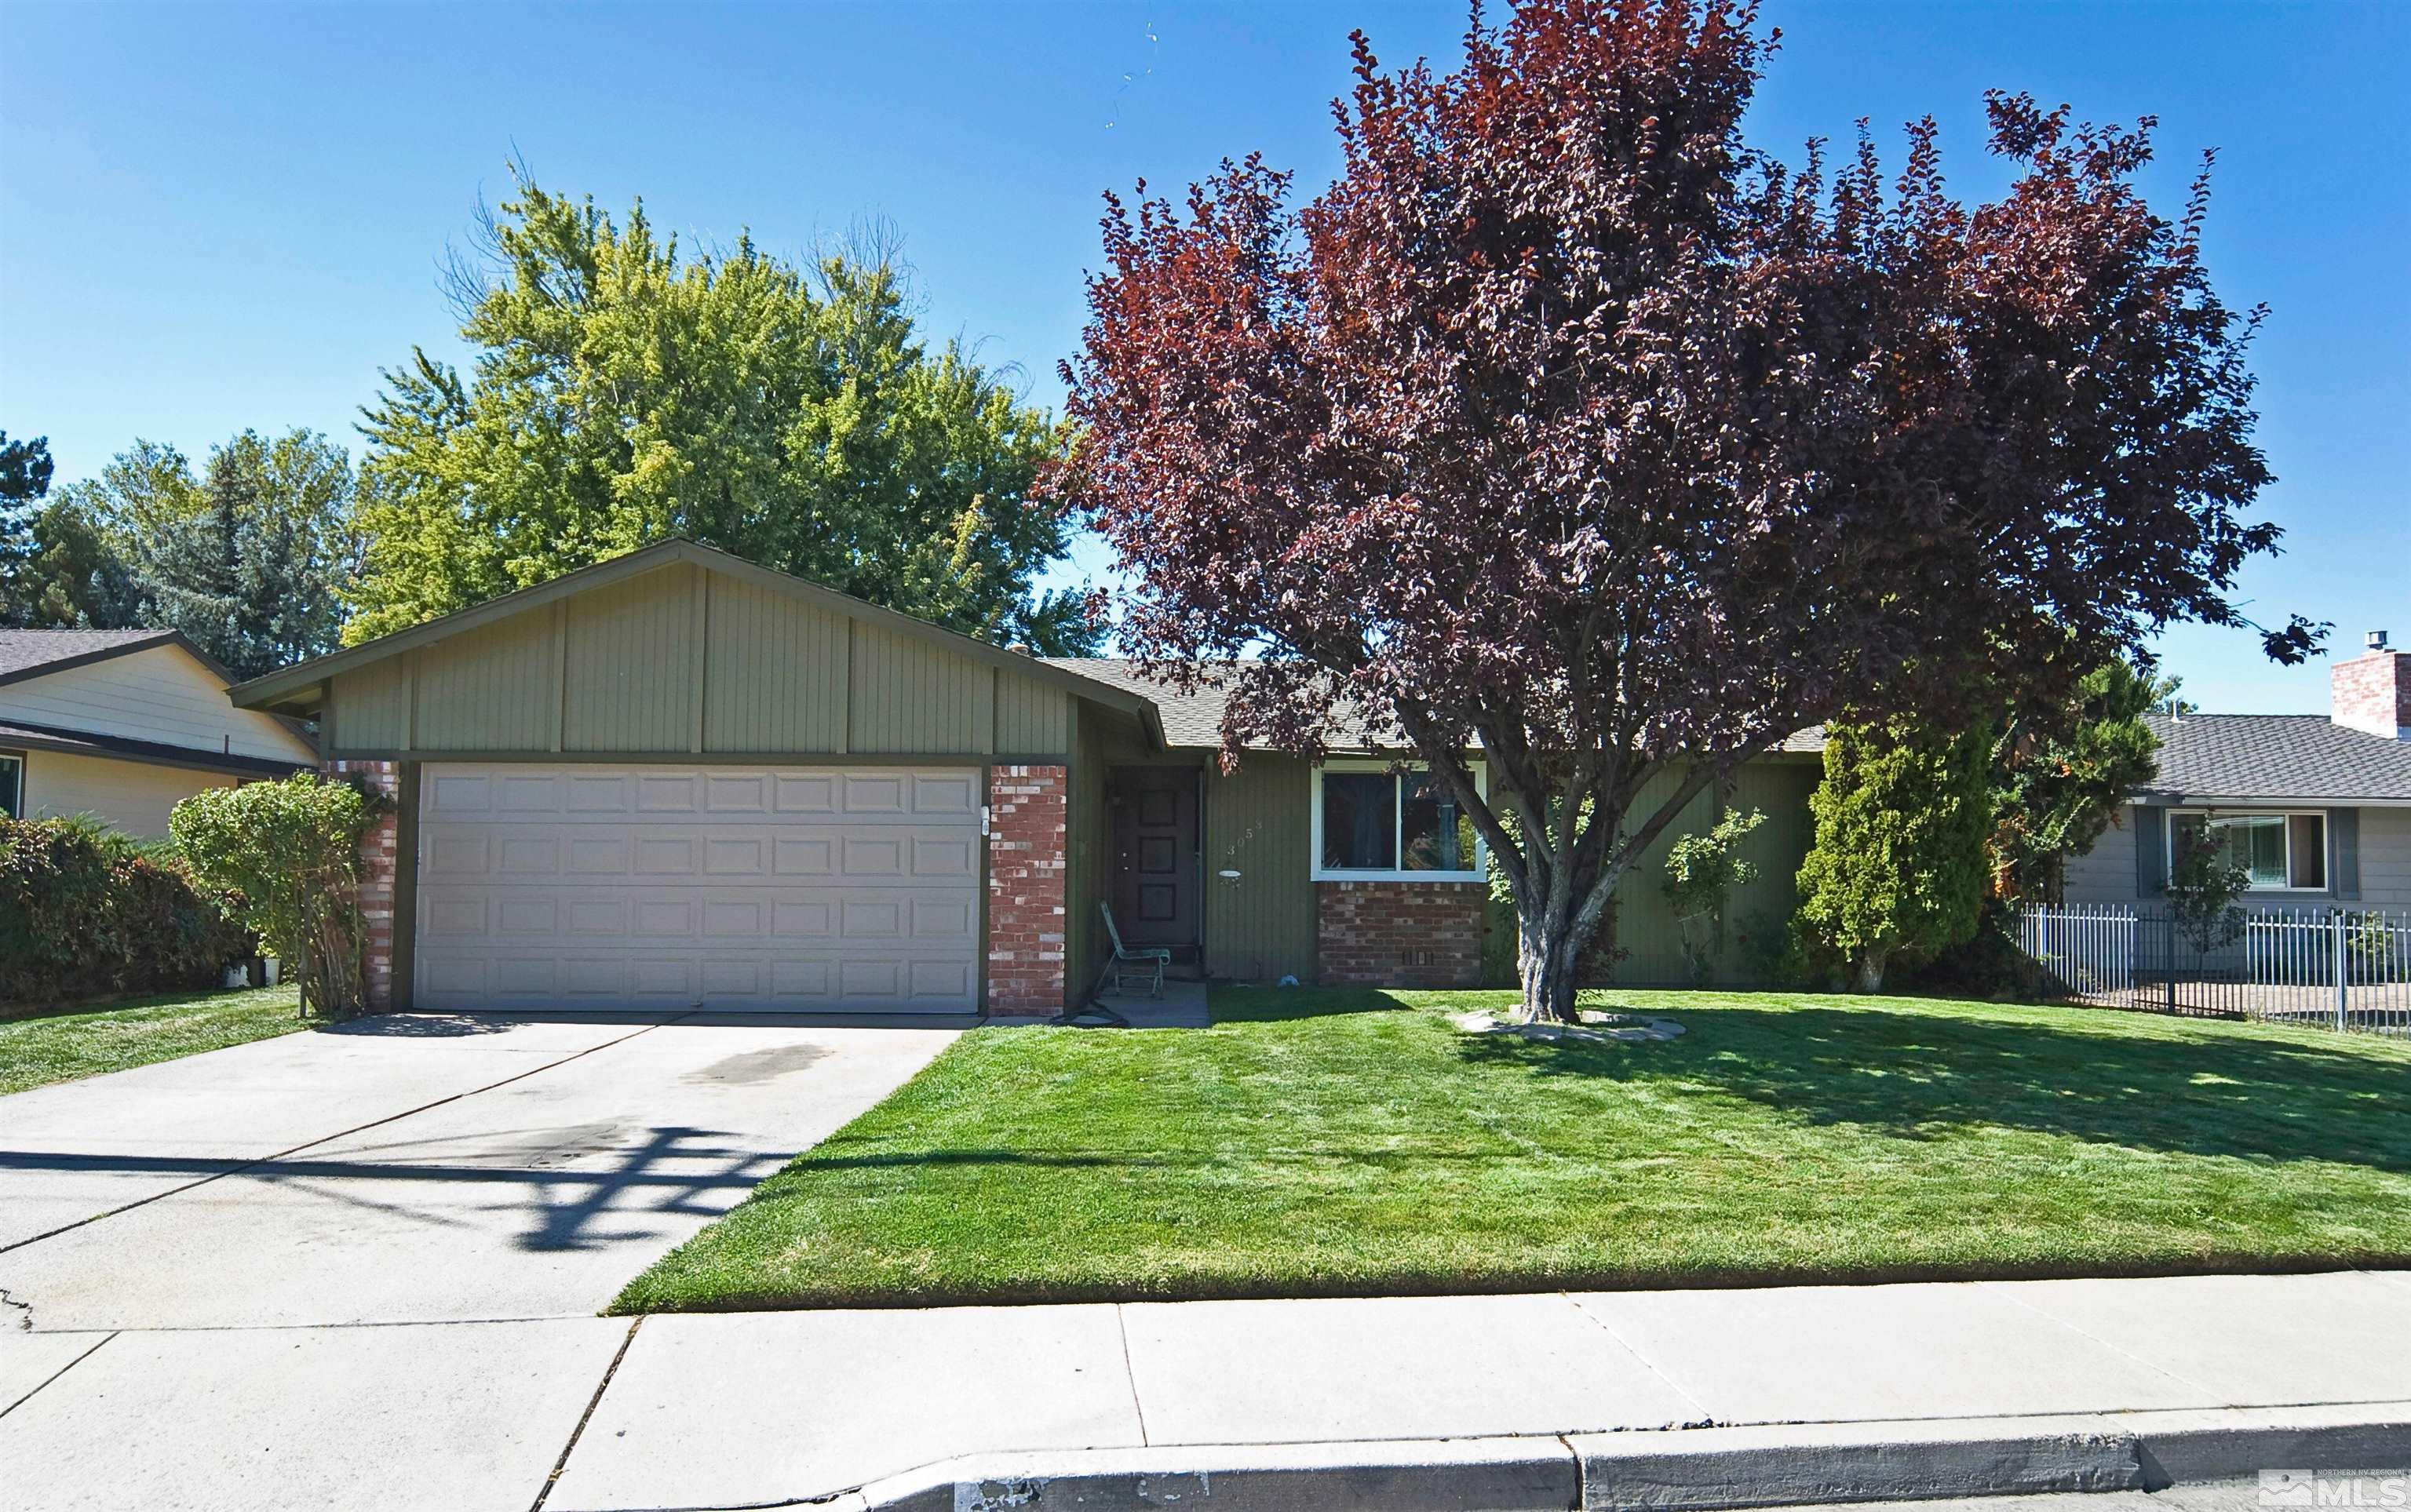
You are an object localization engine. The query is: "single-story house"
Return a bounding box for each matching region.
[0,628,319,837]
[2063,634,2411,913]
[224,537,2408,1018]
[227,538,1820,1018]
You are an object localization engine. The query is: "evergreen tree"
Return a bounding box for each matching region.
[131,437,356,679]
[9,501,144,629]
[1796,718,1996,993]
[44,429,360,673]
[1989,658,2165,905]
[0,431,57,625]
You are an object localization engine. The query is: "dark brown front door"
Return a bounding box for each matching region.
[1111,767,1198,952]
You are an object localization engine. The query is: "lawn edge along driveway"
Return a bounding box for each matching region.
[0,985,303,1096]
[615,987,2411,1314]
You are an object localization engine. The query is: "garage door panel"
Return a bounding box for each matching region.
[416,764,983,1014]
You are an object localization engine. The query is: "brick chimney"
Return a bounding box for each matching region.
[2333,631,2411,740]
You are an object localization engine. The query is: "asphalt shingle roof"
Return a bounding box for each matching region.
[1048,658,1830,756]
[0,628,175,681]
[1043,668,2411,800]
[2138,712,2411,802]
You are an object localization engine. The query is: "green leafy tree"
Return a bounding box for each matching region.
[1989,658,2165,905]
[1796,719,1996,993]
[46,439,199,545]
[172,774,385,1019]
[352,175,1095,652]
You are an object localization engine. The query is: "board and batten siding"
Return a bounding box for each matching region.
[0,644,317,764]
[1592,759,1821,986]
[323,562,1078,761]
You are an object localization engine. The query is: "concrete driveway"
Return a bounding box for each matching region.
[0,1011,957,1330]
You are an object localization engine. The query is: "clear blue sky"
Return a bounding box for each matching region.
[4,2,2402,711]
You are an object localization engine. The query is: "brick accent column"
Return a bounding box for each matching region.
[987,764,1068,1017]
[1316,880,1486,988]
[325,760,399,1014]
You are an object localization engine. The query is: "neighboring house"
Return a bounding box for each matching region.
[2063,635,2411,913]
[0,629,320,838]
[227,539,1820,1018]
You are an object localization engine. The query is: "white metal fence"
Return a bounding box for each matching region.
[2015,902,2411,1037]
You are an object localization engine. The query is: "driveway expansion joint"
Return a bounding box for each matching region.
[532,1315,646,1512]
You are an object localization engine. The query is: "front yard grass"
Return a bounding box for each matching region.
[0,985,304,1096]
[616,988,2411,1313]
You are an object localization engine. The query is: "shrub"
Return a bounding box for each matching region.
[0,815,254,1008]
[1795,717,1996,993]
[1659,805,1765,986]
[173,773,385,1019]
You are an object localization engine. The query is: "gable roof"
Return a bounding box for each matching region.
[228,539,1167,743]
[2138,713,2411,803]
[0,628,237,690]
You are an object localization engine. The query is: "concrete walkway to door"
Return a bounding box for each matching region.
[0,1011,958,1330]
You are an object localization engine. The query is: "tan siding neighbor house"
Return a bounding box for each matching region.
[0,630,319,838]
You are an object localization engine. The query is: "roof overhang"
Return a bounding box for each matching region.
[229,539,1167,748]
[0,630,240,693]
[0,720,314,779]
[2135,792,2411,810]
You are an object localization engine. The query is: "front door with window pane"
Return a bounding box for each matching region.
[1111,767,1199,952]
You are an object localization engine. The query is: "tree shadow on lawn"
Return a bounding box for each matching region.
[1209,986,1428,1023]
[1455,1002,2411,1173]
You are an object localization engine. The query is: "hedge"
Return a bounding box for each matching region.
[0,816,255,1011]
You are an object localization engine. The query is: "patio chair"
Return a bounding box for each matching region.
[1097,902,1170,998]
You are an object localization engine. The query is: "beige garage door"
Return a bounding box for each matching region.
[414,764,982,1014]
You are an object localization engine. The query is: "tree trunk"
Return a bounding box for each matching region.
[1853,946,1890,994]
[1516,897,1588,1023]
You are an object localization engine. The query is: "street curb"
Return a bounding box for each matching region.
[837,1403,2411,1512]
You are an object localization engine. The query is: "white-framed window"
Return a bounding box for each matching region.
[0,752,20,819]
[1310,760,1486,882]
[2168,809,2327,892]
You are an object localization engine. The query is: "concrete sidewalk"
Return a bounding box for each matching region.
[4,1270,2407,1511]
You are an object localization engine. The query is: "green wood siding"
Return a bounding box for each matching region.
[996,675,1071,753]
[848,621,994,754]
[330,656,411,750]
[1065,702,1112,994]
[1598,759,1820,986]
[1203,752,1318,982]
[703,574,848,752]
[325,560,1081,761]
[414,606,555,751]
[562,566,698,752]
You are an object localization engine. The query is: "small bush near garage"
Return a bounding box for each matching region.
[173,773,385,1020]
[0,816,254,1011]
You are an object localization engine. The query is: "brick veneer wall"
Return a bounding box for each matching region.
[1316,880,1486,988]
[987,764,1068,1017]
[2333,648,2411,740]
[324,760,399,1013]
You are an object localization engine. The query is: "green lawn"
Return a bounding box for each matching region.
[0,985,305,1096]
[618,988,2411,1313]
